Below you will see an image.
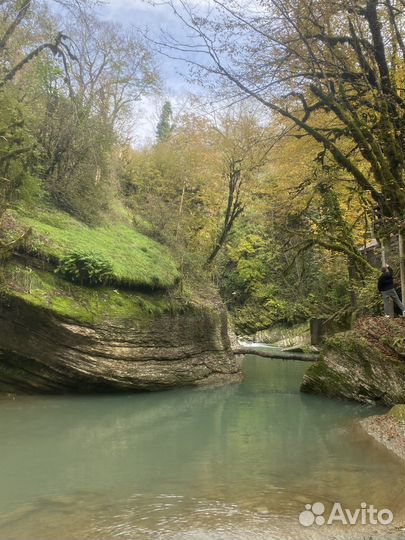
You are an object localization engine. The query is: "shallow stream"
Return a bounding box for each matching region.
[0,355,403,539]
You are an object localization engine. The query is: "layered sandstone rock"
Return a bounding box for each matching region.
[0,287,241,393]
[301,317,405,406]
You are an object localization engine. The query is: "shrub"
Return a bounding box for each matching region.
[56,251,113,286]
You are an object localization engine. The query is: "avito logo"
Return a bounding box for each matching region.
[298,502,393,527]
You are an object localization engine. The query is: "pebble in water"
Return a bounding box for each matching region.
[255,506,270,517]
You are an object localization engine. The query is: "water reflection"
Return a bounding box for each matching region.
[0,356,403,539]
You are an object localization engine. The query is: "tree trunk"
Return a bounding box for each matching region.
[399,229,405,304]
[381,237,391,267]
[175,180,186,241]
[347,256,357,309]
[233,348,319,362]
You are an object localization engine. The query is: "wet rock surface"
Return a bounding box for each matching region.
[301,317,405,406]
[0,293,241,393]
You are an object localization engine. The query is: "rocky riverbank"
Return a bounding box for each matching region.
[0,273,241,393]
[301,317,405,406]
[359,405,405,461]
[243,323,310,348]
[0,206,241,393]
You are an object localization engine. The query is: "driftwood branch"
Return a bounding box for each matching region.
[233,347,319,362]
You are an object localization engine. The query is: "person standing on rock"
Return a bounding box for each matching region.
[378,265,405,317]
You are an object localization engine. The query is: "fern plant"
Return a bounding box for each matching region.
[56,251,113,286]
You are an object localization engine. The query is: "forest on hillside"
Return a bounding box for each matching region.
[1,0,404,334]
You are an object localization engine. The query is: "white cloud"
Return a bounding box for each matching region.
[98,1,203,145]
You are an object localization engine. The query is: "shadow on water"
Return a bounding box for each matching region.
[0,355,403,539]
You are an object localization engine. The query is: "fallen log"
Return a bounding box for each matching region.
[233,347,319,362]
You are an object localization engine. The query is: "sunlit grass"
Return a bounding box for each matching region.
[14,204,180,290]
[3,263,175,324]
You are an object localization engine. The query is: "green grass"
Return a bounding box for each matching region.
[13,205,180,290]
[2,263,178,324]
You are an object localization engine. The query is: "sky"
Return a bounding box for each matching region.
[99,0,205,146]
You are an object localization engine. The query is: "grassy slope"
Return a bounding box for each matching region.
[13,205,179,289]
[3,263,177,324]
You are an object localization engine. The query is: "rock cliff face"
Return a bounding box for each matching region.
[301,317,405,406]
[0,291,241,394]
[243,323,310,348]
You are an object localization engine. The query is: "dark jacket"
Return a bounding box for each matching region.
[378,267,394,292]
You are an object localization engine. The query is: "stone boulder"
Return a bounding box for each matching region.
[301,317,405,406]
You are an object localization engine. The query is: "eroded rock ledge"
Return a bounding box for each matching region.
[301,317,405,406]
[0,292,241,393]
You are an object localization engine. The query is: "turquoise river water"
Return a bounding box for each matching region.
[0,355,404,540]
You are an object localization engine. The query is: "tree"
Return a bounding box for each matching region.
[29,8,159,221]
[0,0,79,229]
[65,10,159,131]
[156,101,174,142]
[160,0,405,297]
[125,105,280,268]
[206,109,280,264]
[0,0,80,89]
[214,111,379,329]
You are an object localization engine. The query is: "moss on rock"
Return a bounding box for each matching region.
[0,205,242,394]
[301,317,405,406]
[0,262,241,393]
[1,262,177,325]
[6,205,180,289]
[388,404,405,423]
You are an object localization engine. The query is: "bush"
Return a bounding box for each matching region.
[56,251,113,286]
